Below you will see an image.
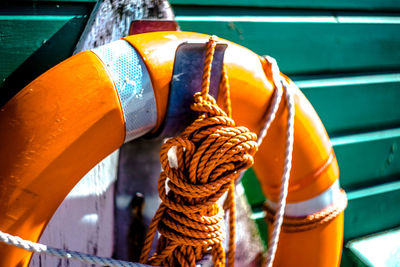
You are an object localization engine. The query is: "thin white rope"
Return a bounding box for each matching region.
[258,56,295,267]
[257,56,283,146]
[0,230,149,267]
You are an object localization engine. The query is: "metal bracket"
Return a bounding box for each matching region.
[158,42,228,137]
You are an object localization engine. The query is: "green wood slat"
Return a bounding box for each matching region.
[333,128,400,190]
[344,180,400,241]
[175,14,400,75]
[0,2,94,16]
[241,168,266,207]
[297,73,400,135]
[0,14,89,105]
[0,15,82,83]
[340,251,356,267]
[171,0,400,11]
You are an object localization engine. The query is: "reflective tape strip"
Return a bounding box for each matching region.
[266,180,342,217]
[92,40,157,142]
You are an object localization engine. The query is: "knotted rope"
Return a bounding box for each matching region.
[139,36,258,267]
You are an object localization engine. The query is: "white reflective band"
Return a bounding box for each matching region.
[92,40,157,142]
[266,180,341,217]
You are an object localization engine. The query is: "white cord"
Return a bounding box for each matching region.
[258,56,295,267]
[257,56,283,146]
[0,230,149,267]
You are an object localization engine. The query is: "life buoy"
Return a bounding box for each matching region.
[0,31,345,266]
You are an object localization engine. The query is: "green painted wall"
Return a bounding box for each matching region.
[0,1,93,106]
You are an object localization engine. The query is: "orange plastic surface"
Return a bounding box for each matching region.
[268,214,344,266]
[0,51,125,266]
[0,31,343,267]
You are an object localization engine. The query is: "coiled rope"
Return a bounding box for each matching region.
[139,36,258,267]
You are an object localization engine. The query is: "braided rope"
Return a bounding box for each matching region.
[258,56,295,267]
[264,189,348,233]
[0,230,147,267]
[139,36,258,267]
[257,56,283,146]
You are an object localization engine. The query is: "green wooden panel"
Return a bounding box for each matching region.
[344,180,400,241]
[241,168,266,207]
[253,215,268,247]
[333,128,400,190]
[171,0,400,11]
[175,12,400,75]
[0,3,92,105]
[0,1,94,16]
[341,251,357,267]
[297,73,400,135]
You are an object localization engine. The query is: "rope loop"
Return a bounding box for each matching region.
[264,189,348,233]
[140,36,258,267]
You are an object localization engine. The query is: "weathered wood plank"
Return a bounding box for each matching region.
[297,73,400,135]
[170,0,400,11]
[30,152,119,267]
[174,11,400,75]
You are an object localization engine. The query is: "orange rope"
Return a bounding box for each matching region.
[140,36,258,266]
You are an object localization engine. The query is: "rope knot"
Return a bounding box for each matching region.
[140,36,258,267]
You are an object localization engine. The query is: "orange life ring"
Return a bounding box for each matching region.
[0,31,345,266]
